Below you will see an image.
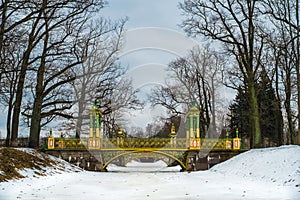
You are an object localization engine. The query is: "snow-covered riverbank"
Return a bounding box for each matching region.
[1,145,299,199]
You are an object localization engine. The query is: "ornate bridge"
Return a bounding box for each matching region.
[46,104,248,171]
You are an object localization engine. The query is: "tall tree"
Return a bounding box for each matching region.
[150,45,224,138]
[10,1,47,146]
[228,86,250,139]
[96,77,143,138]
[179,0,265,147]
[70,18,130,138]
[18,0,104,147]
[0,9,28,146]
[0,0,50,146]
[0,0,42,80]
[257,69,283,146]
[229,71,283,146]
[262,0,300,144]
[0,43,22,146]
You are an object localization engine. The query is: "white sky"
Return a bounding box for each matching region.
[100,0,183,30]
[100,1,202,130]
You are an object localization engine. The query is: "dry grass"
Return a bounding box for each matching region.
[0,148,57,182]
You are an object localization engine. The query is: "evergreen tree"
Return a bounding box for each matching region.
[228,86,250,140]
[229,72,283,147]
[257,70,283,146]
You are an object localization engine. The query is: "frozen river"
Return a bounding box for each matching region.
[1,146,299,200]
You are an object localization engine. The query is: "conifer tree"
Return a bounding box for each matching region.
[229,72,283,146]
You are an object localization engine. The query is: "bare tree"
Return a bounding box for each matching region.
[0,0,43,80]
[262,0,300,144]
[69,17,143,138]
[150,45,224,138]
[16,0,104,147]
[0,0,49,146]
[0,41,23,146]
[97,77,144,138]
[10,0,49,146]
[179,0,265,147]
[71,18,127,138]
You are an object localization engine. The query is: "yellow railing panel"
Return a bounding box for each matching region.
[49,137,249,151]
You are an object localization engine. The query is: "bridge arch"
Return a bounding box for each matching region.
[102,150,187,171]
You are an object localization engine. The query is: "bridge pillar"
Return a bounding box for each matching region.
[196,155,208,170]
[88,100,102,150]
[47,128,55,149]
[233,128,241,150]
[117,127,126,147]
[187,104,201,150]
[225,132,232,150]
[89,100,102,139]
[184,104,202,171]
[169,123,177,148]
[186,151,201,171]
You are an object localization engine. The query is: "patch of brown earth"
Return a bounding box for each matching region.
[0,148,58,182]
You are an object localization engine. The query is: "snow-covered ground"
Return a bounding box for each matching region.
[0,145,299,199]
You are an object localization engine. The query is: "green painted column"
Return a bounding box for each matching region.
[196,115,200,138]
[99,114,102,138]
[95,111,100,138]
[190,115,194,138]
[89,111,94,137]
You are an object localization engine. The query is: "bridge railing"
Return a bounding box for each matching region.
[53,138,88,150]
[49,137,249,151]
[201,138,234,150]
[101,138,188,149]
[51,138,185,150]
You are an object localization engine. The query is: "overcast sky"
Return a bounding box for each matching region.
[97,1,191,130]
[99,1,203,130]
[100,0,183,30]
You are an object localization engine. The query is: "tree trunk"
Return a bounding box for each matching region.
[29,52,47,147]
[274,59,283,146]
[29,15,48,148]
[5,104,12,147]
[248,81,261,148]
[275,101,283,146]
[10,7,43,146]
[285,97,294,144]
[29,62,45,147]
[2,0,10,146]
[296,0,300,145]
[29,97,43,148]
[11,57,29,146]
[211,74,217,137]
[76,98,84,138]
[284,68,294,144]
[75,80,87,138]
